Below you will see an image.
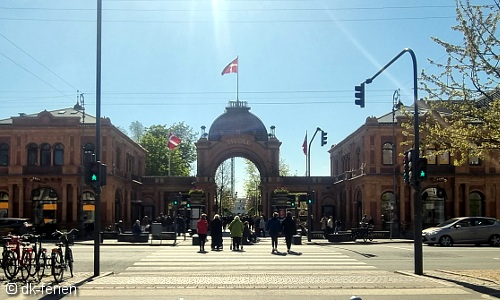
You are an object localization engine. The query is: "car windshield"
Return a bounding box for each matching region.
[436,218,460,227]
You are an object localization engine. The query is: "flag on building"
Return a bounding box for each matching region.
[221,57,238,75]
[302,132,307,155]
[168,132,181,150]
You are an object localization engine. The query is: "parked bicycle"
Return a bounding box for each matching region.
[24,234,49,282]
[350,223,374,242]
[1,234,36,281]
[51,228,78,283]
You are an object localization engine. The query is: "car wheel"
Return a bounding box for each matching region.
[489,234,500,247]
[439,236,453,247]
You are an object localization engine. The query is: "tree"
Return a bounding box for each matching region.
[129,121,144,142]
[414,0,500,165]
[215,160,234,215]
[115,125,128,136]
[139,122,197,176]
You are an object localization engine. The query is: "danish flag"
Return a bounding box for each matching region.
[221,57,238,75]
[167,132,181,150]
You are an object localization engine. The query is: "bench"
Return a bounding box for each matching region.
[117,234,149,243]
[326,233,352,243]
[151,232,177,245]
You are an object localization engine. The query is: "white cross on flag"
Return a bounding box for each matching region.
[221,57,238,75]
[168,132,181,150]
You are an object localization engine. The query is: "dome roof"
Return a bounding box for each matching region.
[208,102,268,141]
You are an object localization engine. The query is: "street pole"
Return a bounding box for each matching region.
[93,0,102,278]
[359,48,422,275]
[307,127,322,242]
[391,89,401,240]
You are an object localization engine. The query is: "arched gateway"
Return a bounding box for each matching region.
[195,100,282,219]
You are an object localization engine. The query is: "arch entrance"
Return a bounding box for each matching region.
[195,101,281,218]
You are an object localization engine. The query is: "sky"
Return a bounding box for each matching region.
[0,0,493,196]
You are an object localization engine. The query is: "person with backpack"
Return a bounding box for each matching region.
[266,212,281,253]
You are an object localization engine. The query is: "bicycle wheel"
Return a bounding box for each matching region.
[21,251,35,281]
[36,251,47,281]
[66,248,73,277]
[363,231,368,242]
[3,251,18,280]
[51,250,64,283]
[369,230,373,242]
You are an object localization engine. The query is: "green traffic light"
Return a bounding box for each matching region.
[186,203,191,208]
[91,174,98,181]
[420,170,426,177]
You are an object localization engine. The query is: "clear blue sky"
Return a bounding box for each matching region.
[0,1,491,196]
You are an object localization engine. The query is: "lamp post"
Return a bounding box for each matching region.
[391,89,402,240]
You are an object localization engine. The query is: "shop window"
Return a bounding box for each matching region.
[380,192,393,229]
[469,191,484,217]
[31,187,58,226]
[0,143,9,166]
[422,187,446,226]
[53,143,64,166]
[82,191,95,224]
[0,192,8,218]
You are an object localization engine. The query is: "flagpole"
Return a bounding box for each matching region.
[236,55,239,102]
[305,131,308,176]
[168,149,171,177]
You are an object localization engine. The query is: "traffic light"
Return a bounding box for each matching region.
[85,161,101,189]
[355,82,365,108]
[321,130,328,147]
[173,197,180,206]
[307,191,314,205]
[418,157,428,182]
[186,199,191,208]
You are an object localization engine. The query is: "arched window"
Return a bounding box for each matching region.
[381,192,393,229]
[469,191,484,217]
[27,143,38,166]
[382,142,393,165]
[53,143,64,166]
[83,143,95,165]
[40,143,51,166]
[0,143,9,166]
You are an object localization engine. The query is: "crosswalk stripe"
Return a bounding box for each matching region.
[125,265,377,271]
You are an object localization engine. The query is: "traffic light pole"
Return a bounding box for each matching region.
[307,127,322,242]
[94,0,102,278]
[358,48,422,275]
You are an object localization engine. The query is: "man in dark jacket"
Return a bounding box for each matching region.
[266,212,281,253]
[281,212,297,253]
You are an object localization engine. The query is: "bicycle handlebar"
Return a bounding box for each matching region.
[52,228,79,237]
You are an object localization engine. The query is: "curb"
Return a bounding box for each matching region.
[436,269,500,285]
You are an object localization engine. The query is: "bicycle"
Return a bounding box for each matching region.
[51,228,78,283]
[2,236,19,280]
[24,234,49,282]
[1,234,36,281]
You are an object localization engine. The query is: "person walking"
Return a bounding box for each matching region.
[132,220,141,235]
[320,214,328,238]
[259,216,266,237]
[327,216,334,235]
[228,215,244,250]
[266,212,281,253]
[196,213,209,252]
[281,212,296,253]
[210,214,223,250]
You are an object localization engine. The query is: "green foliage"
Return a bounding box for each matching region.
[129,121,144,142]
[139,122,197,176]
[407,0,500,165]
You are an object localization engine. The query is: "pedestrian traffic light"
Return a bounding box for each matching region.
[418,157,428,182]
[355,82,365,108]
[85,161,101,189]
[307,191,314,205]
[321,130,328,147]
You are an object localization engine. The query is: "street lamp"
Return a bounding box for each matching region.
[391,89,403,240]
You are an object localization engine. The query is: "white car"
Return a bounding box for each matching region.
[422,217,500,247]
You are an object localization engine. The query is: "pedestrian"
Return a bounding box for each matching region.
[254,215,261,237]
[259,216,266,237]
[177,215,185,236]
[334,219,341,234]
[327,216,334,235]
[210,214,223,250]
[141,215,149,233]
[196,213,209,252]
[132,220,141,235]
[320,214,328,237]
[228,215,244,250]
[281,211,296,253]
[266,212,281,253]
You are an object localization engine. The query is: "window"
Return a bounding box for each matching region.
[0,143,9,166]
[438,152,450,165]
[53,143,64,166]
[469,191,484,217]
[27,143,38,166]
[31,187,58,226]
[0,192,8,218]
[116,148,121,170]
[382,143,393,165]
[426,147,437,165]
[380,192,393,228]
[422,187,446,226]
[83,143,95,165]
[82,191,95,224]
[40,143,51,166]
[469,156,480,165]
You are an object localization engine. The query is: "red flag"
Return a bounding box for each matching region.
[221,57,238,75]
[168,132,181,150]
[302,132,307,155]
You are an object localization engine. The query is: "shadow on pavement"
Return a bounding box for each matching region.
[425,274,500,299]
